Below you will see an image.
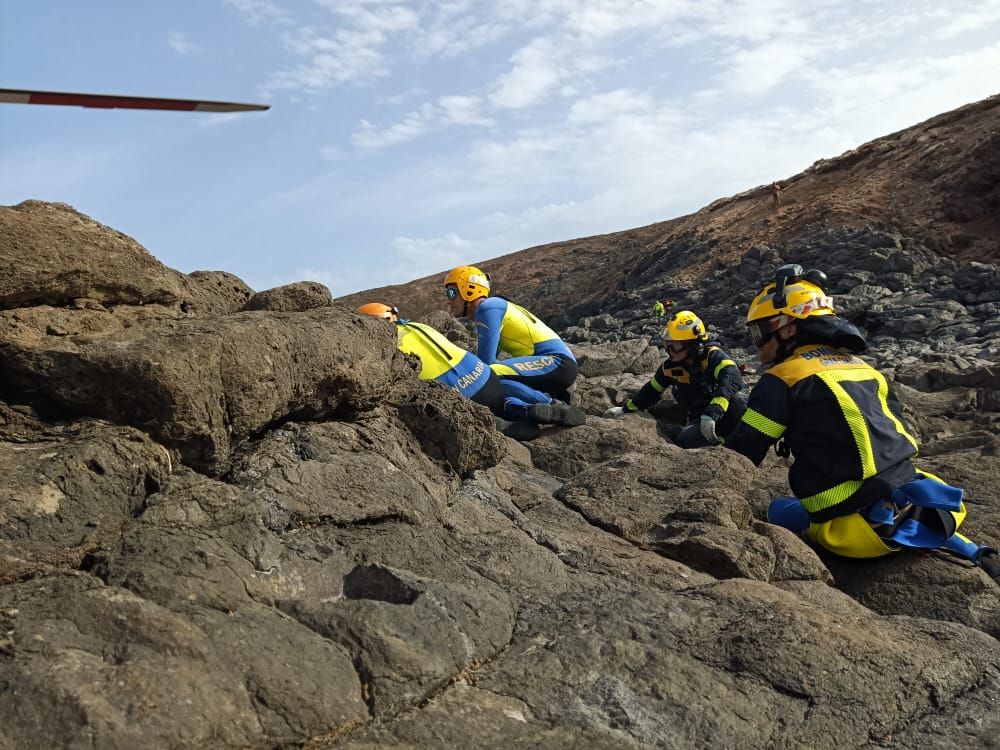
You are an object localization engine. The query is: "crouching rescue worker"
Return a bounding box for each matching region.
[444,265,585,428]
[357,303,543,441]
[603,310,747,448]
[723,265,1000,584]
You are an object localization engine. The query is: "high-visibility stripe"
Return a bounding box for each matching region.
[802,479,864,514]
[713,359,736,379]
[710,396,729,411]
[817,370,877,480]
[0,88,269,112]
[874,370,919,451]
[742,408,786,439]
[650,378,666,393]
[625,400,639,412]
[490,363,519,377]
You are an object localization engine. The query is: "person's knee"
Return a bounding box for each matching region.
[768,497,809,533]
[675,425,707,449]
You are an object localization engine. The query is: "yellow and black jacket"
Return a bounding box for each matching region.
[724,344,919,522]
[625,343,744,421]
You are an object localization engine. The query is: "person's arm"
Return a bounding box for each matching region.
[705,348,745,417]
[625,360,674,412]
[475,298,506,364]
[723,374,790,466]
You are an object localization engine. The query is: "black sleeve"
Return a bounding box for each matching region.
[723,373,790,466]
[626,359,674,412]
[707,348,745,402]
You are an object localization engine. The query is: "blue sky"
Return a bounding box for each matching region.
[2,1,999,296]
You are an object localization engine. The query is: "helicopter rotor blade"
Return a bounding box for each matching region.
[0,88,269,112]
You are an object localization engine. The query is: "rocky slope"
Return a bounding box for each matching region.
[0,93,999,749]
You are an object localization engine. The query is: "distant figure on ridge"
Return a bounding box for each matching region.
[652,299,665,318]
[723,265,1000,584]
[603,310,748,448]
[443,266,586,428]
[771,181,782,210]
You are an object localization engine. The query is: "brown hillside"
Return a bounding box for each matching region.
[340,93,1000,320]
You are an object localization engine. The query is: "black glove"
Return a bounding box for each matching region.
[979,549,1000,585]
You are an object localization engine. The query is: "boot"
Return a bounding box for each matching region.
[494,417,541,441]
[528,401,586,427]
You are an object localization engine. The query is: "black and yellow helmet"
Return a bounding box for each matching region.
[663,310,708,343]
[746,265,832,346]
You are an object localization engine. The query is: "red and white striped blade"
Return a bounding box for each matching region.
[0,88,269,112]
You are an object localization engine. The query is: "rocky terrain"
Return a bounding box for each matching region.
[1,92,999,749]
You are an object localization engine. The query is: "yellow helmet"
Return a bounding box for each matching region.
[663,310,707,342]
[746,265,833,346]
[357,302,399,322]
[444,265,491,302]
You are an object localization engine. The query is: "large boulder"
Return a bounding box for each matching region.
[1,307,406,474]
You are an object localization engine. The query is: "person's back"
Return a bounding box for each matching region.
[473,296,573,363]
[726,340,917,517]
[725,264,999,581]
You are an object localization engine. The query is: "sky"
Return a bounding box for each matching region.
[1,1,999,296]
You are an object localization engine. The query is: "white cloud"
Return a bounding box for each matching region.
[723,39,818,95]
[937,0,1000,37]
[568,88,653,123]
[350,95,492,151]
[266,27,390,92]
[491,37,564,109]
[223,0,290,26]
[167,32,197,54]
[321,145,345,160]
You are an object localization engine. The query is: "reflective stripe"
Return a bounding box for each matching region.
[816,369,878,480]
[875,370,919,452]
[490,362,519,377]
[625,400,639,412]
[650,378,666,393]
[713,359,736,379]
[710,396,729,411]
[801,479,864,514]
[742,408,786,439]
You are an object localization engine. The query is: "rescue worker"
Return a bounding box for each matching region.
[357,303,548,440]
[444,266,585,427]
[603,310,747,448]
[723,264,1000,583]
[652,300,665,318]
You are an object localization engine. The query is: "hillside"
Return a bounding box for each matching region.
[340,93,1000,325]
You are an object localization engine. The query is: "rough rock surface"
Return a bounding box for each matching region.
[243,281,333,312]
[3,93,1000,750]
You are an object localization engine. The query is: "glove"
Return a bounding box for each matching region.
[700,404,725,443]
[603,406,627,419]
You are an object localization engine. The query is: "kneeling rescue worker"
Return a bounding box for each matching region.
[444,265,585,428]
[357,303,542,441]
[723,264,1000,584]
[604,310,748,448]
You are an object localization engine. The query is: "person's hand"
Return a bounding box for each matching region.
[700,404,725,443]
[603,406,627,419]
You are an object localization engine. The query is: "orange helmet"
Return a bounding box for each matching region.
[444,265,491,301]
[356,302,399,322]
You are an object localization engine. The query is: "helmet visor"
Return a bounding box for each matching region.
[748,319,776,347]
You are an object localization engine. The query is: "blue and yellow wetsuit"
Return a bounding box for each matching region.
[396,321,504,414]
[474,297,578,403]
[724,343,985,561]
[624,342,746,448]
